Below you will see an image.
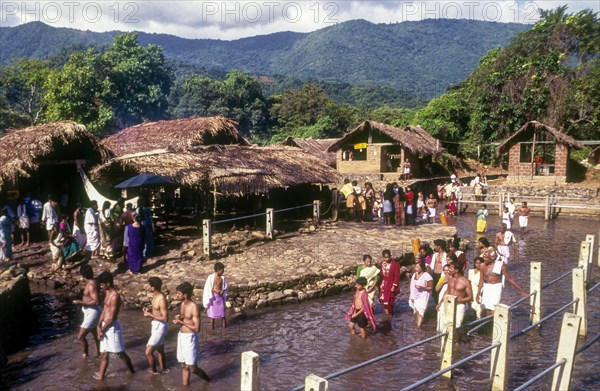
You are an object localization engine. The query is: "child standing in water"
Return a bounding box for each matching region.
[346,277,376,338]
[203,262,228,330]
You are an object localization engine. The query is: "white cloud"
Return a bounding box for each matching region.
[0,1,598,39]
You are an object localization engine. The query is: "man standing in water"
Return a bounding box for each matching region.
[143,277,168,374]
[438,260,473,327]
[476,248,527,316]
[518,201,531,235]
[95,271,134,380]
[173,282,210,385]
[72,265,101,358]
[495,223,516,264]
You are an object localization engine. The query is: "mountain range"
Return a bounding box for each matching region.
[0,19,530,100]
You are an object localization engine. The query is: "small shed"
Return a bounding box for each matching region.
[279,137,338,167]
[0,121,110,201]
[102,116,249,156]
[497,121,584,184]
[327,120,443,175]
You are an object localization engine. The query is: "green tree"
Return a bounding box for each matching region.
[44,33,172,134]
[0,58,52,126]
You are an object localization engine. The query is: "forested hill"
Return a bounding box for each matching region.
[0,19,529,98]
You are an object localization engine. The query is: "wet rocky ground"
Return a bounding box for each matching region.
[2,219,457,312]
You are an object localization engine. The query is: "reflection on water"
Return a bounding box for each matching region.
[1,216,599,390]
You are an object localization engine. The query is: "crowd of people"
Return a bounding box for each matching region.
[347,225,530,338]
[71,262,228,385]
[0,194,156,274]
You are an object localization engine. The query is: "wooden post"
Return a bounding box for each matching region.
[551,313,582,391]
[530,262,542,324]
[491,304,511,391]
[202,219,211,259]
[331,189,339,221]
[544,196,550,220]
[305,374,328,391]
[578,241,591,284]
[440,295,457,378]
[266,208,274,239]
[313,200,320,224]
[240,351,259,391]
[572,268,587,337]
[585,234,594,267]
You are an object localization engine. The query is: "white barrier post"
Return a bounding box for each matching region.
[551,313,582,391]
[440,295,457,378]
[578,241,591,284]
[266,208,274,239]
[202,219,211,259]
[240,351,260,391]
[313,200,320,224]
[544,196,550,220]
[491,304,511,391]
[585,234,594,269]
[530,262,542,324]
[305,374,328,391]
[572,268,587,337]
[498,193,503,217]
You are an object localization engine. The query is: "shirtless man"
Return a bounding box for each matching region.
[72,265,100,358]
[95,271,134,380]
[430,239,448,302]
[143,277,168,374]
[173,282,210,385]
[438,260,473,327]
[518,202,531,235]
[495,223,516,264]
[426,194,438,223]
[476,247,527,316]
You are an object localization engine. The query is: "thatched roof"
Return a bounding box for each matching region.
[0,121,111,187]
[280,137,338,167]
[102,116,249,156]
[90,145,342,196]
[497,121,584,155]
[327,120,443,156]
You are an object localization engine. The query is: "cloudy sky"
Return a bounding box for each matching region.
[1,1,598,40]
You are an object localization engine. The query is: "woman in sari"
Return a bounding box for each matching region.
[356,254,380,305]
[126,214,146,274]
[378,249,400,315]
[98,201,114,259]
[59,213,79,263]
[447,193,458,216]
[394,185,406,226]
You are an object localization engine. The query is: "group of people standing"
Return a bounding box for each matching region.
[72,262,228,385]
[347,229,529,338]
[476,198,531,235]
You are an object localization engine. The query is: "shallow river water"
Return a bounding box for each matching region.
[1,215,599,390]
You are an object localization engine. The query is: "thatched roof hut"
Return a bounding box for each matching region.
[280,137,338,167]
[90,145,342,196]
[102,116,249,156]
[327,121,443,155]
[0,121,110,188]
[497,121,584,155]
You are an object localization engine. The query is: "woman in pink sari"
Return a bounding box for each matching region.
[378,249,400,315]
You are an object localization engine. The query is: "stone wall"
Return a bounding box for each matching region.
[0,267,33,356]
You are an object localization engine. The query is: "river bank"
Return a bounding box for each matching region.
[8,219,457,312]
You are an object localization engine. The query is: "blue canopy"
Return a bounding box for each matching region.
[114,172,178,189]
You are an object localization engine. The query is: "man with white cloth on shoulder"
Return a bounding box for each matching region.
[476,247,527,316]
[495,223,516,264]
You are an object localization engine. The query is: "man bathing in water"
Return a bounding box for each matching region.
[95,271,134,380]
[72,265,100,358]
[438,260,473,328]
[495,223,516,264]
[518,202,531,235]
[477,247,527,316]
[346,277,376,338]
[173,282,210,385]
[143,277,168,374]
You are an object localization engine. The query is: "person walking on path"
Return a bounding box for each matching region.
[143,277,168,374]
[95,271,135,380]
[378,249,400,315]
[72,265,101,358]
[173,282,211,385]
[203,262,228,330]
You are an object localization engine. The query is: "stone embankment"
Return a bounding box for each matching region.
[12,220,458,313]
[0,264,33,359]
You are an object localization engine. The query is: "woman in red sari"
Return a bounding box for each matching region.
[378,249,400,315]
